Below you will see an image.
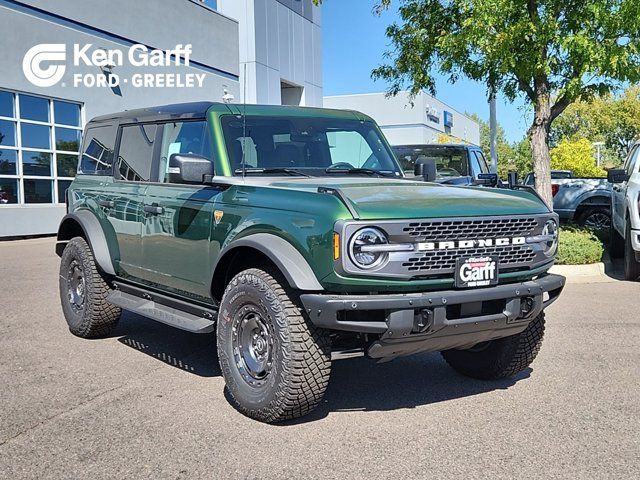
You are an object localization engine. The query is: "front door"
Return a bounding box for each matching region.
[140,120,224,300]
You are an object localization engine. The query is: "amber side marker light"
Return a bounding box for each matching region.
[333,232,340,260]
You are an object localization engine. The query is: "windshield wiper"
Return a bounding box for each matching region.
[324,167,396,177]
[234,167,311,177]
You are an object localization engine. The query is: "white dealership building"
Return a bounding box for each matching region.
[324,91,481,147]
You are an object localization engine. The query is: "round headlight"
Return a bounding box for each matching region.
[542,219,559,257]
[349,227,389,269]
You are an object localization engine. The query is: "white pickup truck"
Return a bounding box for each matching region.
[609,143,640,280]
[524,170,611,229]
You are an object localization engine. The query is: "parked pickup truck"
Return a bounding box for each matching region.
[56,102,565,423]
[608,142,640,280]
[392,143,490,185]
[524,170,611,229]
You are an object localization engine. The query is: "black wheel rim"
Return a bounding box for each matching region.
[232,305,274,387]
[67,259,85,312]
[584,212,610,230]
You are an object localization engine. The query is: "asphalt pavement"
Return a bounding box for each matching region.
[1,237,638,479]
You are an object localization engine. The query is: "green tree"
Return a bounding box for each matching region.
[371,0,640,206]
[500,137,533,180]
[550,138,607,177]
[551,85,640,163]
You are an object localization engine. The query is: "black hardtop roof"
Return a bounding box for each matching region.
[90,101,223,124]
[88,102,374,126]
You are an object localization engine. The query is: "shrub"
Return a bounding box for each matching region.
[550,138,607,178]
[555,227,604,265]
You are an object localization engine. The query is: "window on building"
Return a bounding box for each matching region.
[0,89,83,205]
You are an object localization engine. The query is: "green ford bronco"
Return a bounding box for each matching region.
[56,102,565,423]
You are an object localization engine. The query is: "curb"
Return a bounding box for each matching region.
[549,262,615,284]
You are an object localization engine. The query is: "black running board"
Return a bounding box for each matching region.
[107,285,216,334]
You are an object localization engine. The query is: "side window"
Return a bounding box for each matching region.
[78,125,116,175]
[158,121,212,182]
[326,131,373,167]
[117,124,157,182]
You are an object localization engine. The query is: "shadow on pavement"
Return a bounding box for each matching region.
[114,311,221,378]
[112,310,529,421]
[281,355,529,424]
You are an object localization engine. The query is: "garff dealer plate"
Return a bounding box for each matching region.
[455,256,499,288]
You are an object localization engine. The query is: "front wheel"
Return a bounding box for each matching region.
[610,222,624,259]
[217,268,331,423]
[623,223,640,281]
[441,313,545,380]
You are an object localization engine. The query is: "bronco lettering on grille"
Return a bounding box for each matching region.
[417,237,526,251]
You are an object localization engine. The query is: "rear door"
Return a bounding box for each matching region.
[141,119,224,300]
[107,123,159,281]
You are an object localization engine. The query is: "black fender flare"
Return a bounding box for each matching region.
[56,210,116,276]
[213,233,324,291]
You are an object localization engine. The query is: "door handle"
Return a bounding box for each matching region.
[98,199,114,208]
[143,204,164,215]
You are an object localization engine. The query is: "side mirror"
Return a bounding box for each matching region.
[474,173,498,187]
[168,153,214,184]
[414,158,437,182]
[607,169,628,184]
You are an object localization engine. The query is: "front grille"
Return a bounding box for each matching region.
[403,244,536,272]
[338,214,552,280]
[403,217,538,239]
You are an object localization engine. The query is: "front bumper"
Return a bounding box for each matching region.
[300,274,565,359]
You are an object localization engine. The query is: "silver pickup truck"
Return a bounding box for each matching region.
[524,170,611,229]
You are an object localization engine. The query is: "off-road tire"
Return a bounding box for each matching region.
[217,268,331,423]
[610,222,625,259]
[623,222,640,281]
[59,236,121,338]
[441,313,545,380]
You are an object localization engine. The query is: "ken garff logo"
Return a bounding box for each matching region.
[23,44,66,87]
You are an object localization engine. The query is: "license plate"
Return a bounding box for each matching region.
[455,256,499,288]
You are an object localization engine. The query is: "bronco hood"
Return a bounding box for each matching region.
[269,178,549,219]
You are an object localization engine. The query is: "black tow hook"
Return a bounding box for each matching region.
[413,309,433,333]
[519,297,536,317]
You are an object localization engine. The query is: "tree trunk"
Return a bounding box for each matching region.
[529,90,553,208]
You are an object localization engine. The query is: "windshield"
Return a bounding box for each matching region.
[392,145,473,178]
[221,115,402,176]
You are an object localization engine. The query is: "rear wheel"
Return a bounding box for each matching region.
[577,207,610,231]
[59,237,121,338]
[217,268,331,423]
[441,313,545,380]
[623,223,640,281]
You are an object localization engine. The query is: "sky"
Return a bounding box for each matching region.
[321,1,532,143]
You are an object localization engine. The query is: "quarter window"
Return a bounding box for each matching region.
[79,125,116,175]
[0,89,82,204]
[117,124,157,182]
